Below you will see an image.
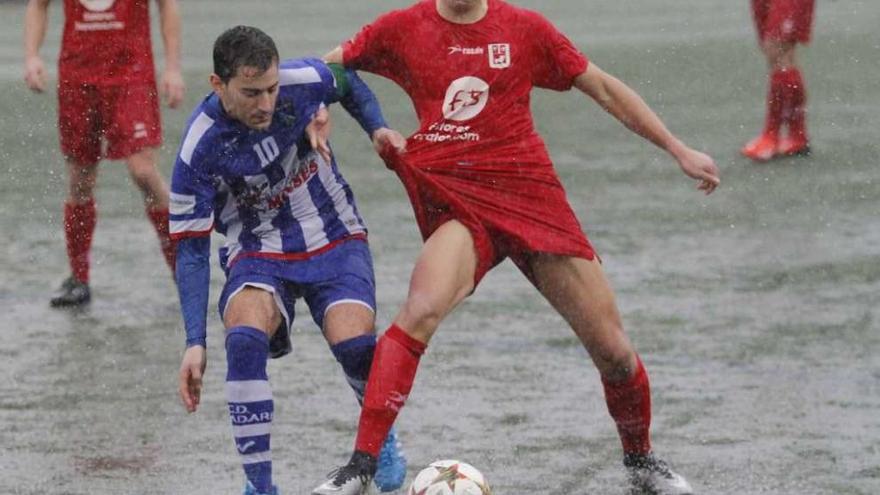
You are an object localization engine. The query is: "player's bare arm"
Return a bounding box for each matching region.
[23,0,51,93]
[156,0,185,108]
[574,63,720,195]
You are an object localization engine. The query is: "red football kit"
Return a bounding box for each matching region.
[751,0,816,44]
[343,0,596,282]
[57,0,161,165]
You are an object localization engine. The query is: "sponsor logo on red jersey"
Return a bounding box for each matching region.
[448,45,485,56]
[442,76,489,121]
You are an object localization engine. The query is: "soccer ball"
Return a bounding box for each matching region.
[407,459,492,495]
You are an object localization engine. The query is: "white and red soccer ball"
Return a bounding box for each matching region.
[407,459,492,495]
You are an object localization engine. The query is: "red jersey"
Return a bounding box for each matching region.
[59,0,155,86]
[344,1,597,281]
[343,0,588,168]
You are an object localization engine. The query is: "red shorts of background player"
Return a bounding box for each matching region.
[57,83,162,166]
[751,0,816,44]
[382,149,597,286]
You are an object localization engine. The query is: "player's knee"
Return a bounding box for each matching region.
[399,292,444,335]
[594,344,637,382]
[127,162,159,188]
[224,290,280,332]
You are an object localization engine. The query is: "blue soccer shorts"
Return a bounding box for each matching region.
[218,239,376,358]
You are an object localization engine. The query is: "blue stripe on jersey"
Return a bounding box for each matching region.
[273,195,307,253]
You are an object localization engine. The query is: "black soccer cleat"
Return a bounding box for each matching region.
[50,276,91,307]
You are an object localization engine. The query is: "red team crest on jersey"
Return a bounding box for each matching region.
[488,43,510,69]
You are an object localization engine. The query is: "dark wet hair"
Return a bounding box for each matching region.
[213,26,279,83]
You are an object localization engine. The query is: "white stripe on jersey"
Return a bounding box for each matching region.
[317,155,362,236]
[169,192,196,215]
[223,213,244,263]
[180,112,215,165]
[288,173,331,250]
[255,211,284,253]
[279,67,321,86]
[170,217,213,234]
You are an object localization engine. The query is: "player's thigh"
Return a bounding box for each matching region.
[223,285,284,336]
[524,253,635,370]
[102,83,162,161]
[396,219,479,340]
[58,84,102,166]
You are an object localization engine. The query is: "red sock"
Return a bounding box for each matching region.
[763,69,787,137]
[64,200,97,284]
[602,355,652,455]
[355,324,426,457]
[146,207,177,272]
[780,68,808,140]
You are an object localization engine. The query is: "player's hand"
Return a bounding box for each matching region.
[161,68,185,109]
[675,147,720,195]
[23,56,47,93]
[178,345,206,413]
[372,127,407,155]
[307,106,332,163]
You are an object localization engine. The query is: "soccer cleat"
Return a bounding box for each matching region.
[741,133,778,162]
[243,481,279,495]
[776,135,811,157]
[624,452,693,495]
[50,276,91,307]
[374,426,407,492]
[312,450,376,495]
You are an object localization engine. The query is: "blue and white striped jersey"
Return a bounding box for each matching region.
[169,58,367,268]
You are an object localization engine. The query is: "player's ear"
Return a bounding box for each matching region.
[209,73,225,96]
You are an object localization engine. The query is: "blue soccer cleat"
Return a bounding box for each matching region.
[243,481,279,495]
[373,426,407,492]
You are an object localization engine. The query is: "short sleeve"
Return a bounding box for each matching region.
[529,13,589,91]
[342,11,404,80]
[277,57,337,108]
[170,142,216,240]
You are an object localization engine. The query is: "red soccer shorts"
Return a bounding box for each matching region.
[58,82,162,166]
[382,150,597,286]
[751,0,816,44]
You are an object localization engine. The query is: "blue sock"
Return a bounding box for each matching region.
[226,326,273,493]
[330,334,376,404]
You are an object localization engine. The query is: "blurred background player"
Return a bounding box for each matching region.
[172,26,407,495]
[23,0,186,306]
[313,1,719,494]
[741,0,815,161]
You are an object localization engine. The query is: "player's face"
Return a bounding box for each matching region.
[214,63,280,130]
